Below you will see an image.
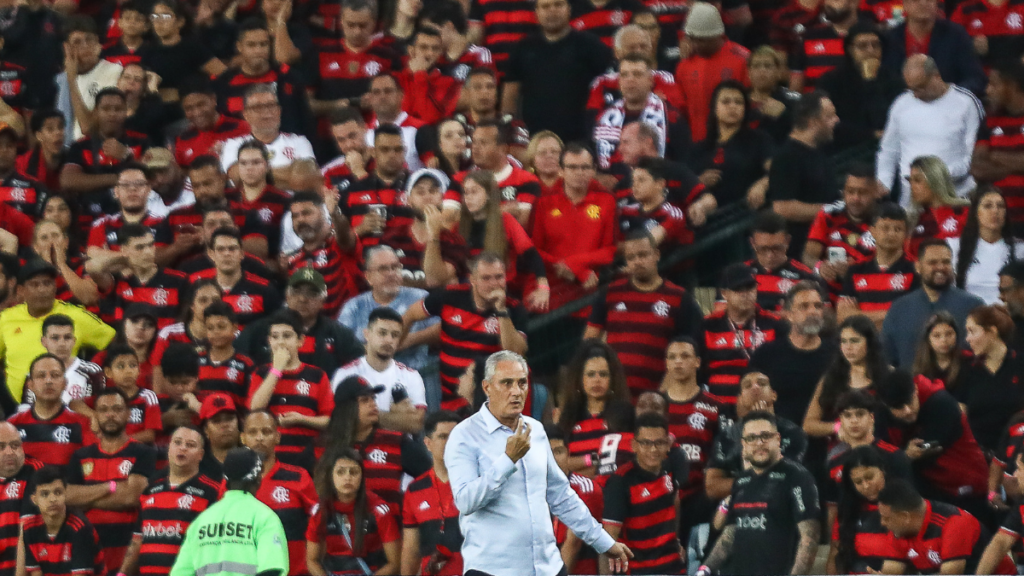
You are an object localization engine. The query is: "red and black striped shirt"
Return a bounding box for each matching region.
[284,236,363,317]
[588,278,703,398]
[841,255,918,312]
[197,351,254,407]
[22,512,106,576]
[909,205,968,257]
[619,202,694,250]
[603,462,683,575]
[0,172,47,220]
[173,115,250,168]
[807,202,875,264]
[66,440,156,575]
[15,148,61,193]
[164,202,266,247]
[468,0,539,74]
[793,23,847,90]
[136,472,222,576]
[666,391,721,496]
[829,504,897,574]
[553,474,603,575]
[402,469,464,575]
[379,224,469,283]
[570,0,647,46]
[213,65,305,123]
[311,42,401,101]
[354,427,413,512]
[454,165,543,213]
[254,461,317,576]
[87,213,169,252]
[248,363,333,457]
[107,268,188,329]
[304,495,399,575]
[8,407,95,468]
[64,132,150,231]
[743,258,820,312]
[226,186,291,235]
[701,308,782,403]
[100,39,143,67]
[885,500,991,574]
[952,0,1024,69]
[0,458,44,576]
[979,112,1024,235]
[769,1,821,57]
[344,173,415,248]
[0,62,29,114]
[217,272,282,330]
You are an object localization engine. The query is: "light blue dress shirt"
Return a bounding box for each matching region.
[445,404,615,576]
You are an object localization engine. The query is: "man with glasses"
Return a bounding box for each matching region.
[697,411,820,576]
[738,211,819,313]
[362,74,424,171]
[86,163,169,259]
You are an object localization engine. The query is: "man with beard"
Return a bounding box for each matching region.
[585,231,703,400]
[343,124,415,247]
[803,164,880,280]
[697,412,820,576]
[322,108,371,194]
[882,238,984,367]
[362,76,424,172]
[142,149,195,221]
[998,261,1024,354]
[65,388,156,575]
[119,426,222,576]
[737,211,821,313]
[85,163,170,258]
[0,422,43,576]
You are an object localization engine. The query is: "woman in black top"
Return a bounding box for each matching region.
[912,311,969,394]
[747,46,799,143]
[141,0,226,105]
[118,63,166,145]
[688,80,774,211]
[425,118,472,178]
[828,447,897,574]
[959,304,1024,452]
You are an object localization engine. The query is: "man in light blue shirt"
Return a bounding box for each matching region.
[445,350,633,576]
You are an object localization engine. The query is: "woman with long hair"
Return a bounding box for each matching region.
[689,80,773,210]
[525,131,564,196]
[150,279,223,392]
[556,340,634,476]
[458,170,549,310]
[911,312,969,393]
[950,187,1024,304]
[428,118,472,178]
[140,0,226,104]
[42,195,85,257]
[234,140,291,251]
[306,448,401,576]
[906,156,970,256]
[118,63,165,144]
[747,46,798,143]
[805,315,891,438]
[958,305,1024,452]
[827,446,897,574]
[92,306,160,389]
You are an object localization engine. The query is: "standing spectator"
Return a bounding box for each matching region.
[453,68,531,163]
[17,110,66,192]
[138,0,226,103]
[0,422,42,576]
[332,308,427,434]
[803,164,879,272]
[197,302,254,406]
[906,156,969,257]
[57,17,124,143]
[548,424,604,575]
[742,211,820,313]
[950,188,1024,304]
[37,315,105,407]
[789,0,862,93]
[746,46,798,144]
[952,0,1024,67]
[584,231,703,398]
[570,0,646,47]
[361,76,424,173]
[21,466,106,576]
[586,24,684,116]
[674,3,750,144]
[456,121,540,226]
[749,281,835,427]
[239,410,318,576]
[501,0,613,142]
[468,0,536,77]
[65,388,155,575]
[85,163,168,259]
[876,55,984,206]
[973,60,1024,236]
[173,77,250,168]
[206,228,281,329]
[882,0,985,94]
[769,0,822,60]
[229,141,291,254]
[882,239,985,367]
[701,263,783,403]
[9,355,94,467]
[422,3,496,82]
[400,411,465,576]
[401,253,528,413]
[767,91,840,259]
[838,203,918,328]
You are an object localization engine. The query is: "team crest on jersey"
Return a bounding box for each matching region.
[614,302,627,312]
[652,300,670,317]
[484,317,500,334]
[237,295,253,313]
[5,481,19,499]
[296,380,311,395]
[927,550,941,565]
[82,462,94,477]
[777,279,795,294]
[130,407,143,424]
[259,207,274,223]
[890,273,906,289]
[453,64,470,81]
[119,460,133,475]
[1009,12,1023,28]
[367,448,387,464]
[688,412,707,431]
[227,367,239,381]
[500,187,516,202]
[316,252,329,267]
[153,289,168,306]
[53,425,71,444]
[586,205,601,220]
[177,494,195,509]
[272,486,290,503]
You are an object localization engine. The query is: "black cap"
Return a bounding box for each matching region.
[124,303,158,322]
[223,447,263,483]
[333,375,384,405]
[17,259,57,285]
[720,263,757,291]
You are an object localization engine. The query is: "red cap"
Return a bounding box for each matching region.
[199,392,237,421]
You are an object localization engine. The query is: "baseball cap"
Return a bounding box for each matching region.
[223,447,262,483]
[288,267,326,292]
[720,263,757,291]
[124,303,158,322]
[17,259,58,285]
[334,375,384,405]
[199,392,237,421]
[143,147,175,170]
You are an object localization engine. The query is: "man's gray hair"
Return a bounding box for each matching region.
[243,83,278,107]
[484,350,528,381]
[613,24,646,52]
[365,245,397,267]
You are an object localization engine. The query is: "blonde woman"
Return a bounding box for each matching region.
[525,130,563,195]
[906,155,970,257]
[748,45,799,142]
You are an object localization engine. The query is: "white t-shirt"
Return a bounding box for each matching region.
[220,132,315,173]
[331,356,427,411]
[365,112,424,172]
[949,236,1024,304]
[72,60,124,141]
[22,357,104,407]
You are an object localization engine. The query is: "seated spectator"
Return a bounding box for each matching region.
[140,0,226,104]
[206,228,281,329]
[838,203,918,328]
[455,120,541,227]
[911,311,969,393]
[57,17,124,144]
[452,68,530,164]
[85,163,167,259]
[619,158,693,250]
[247,309,333,468]
[978,451,1024,573]
[142,149,195,220]
[33,315,104,409]
[882,239,984,367]
[425,118,473,180]
[40,197,87,261]
[100,1,148,67]
[0,422,42,562]
[33,220,100,307]
[340,125,416,248]
[321,107,373,196]
[804,164,879,274]
[237,268,364,376]
[305,448,401,575]
[97,304,159,390]
[362,75,424,173]
[17,109,67,195]
[0,254,17,313]
[156,343,203,443]
[9,354,94,467]
[950,187,1024,304]
[525,131,563,195]
[973,60,1024,237]
[150,279,223,388]
[790,0,864,93]
[746,46,798,144]
[394,27,461,125]
[906,155,970,258]
[196,302,253,407]
[22,466,107,576]
[586,24,683,117]
[87,344,162,444]
[174,77,250,168]
[804,315,891,439]
[741,211,819,313]
[606,122,704,213]
[229,141,289,250]
[1000,261,1024,353]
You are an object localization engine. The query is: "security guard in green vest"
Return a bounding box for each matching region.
[171,448,289,576]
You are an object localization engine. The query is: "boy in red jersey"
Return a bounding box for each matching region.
[22,466,106,576]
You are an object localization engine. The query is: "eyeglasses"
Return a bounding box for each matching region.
[370,264,402,273]
[150,13,175,20]
[635,438,670,449]
[741,432,777,444]
[117,180,149,190]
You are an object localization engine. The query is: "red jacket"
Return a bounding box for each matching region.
[675,41,750,142]
[397,68,462,125]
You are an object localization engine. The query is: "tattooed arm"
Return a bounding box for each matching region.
[790,519,821,575]
[703,524,735,572]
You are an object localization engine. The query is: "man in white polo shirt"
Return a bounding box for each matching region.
[332,306,427,434]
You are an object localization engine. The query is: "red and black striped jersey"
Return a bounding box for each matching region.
[909,205,968,257]
[769,1,821,57]
[603,462,684,575]
[218,272,282,330]
[829,504,897,574]
[22,512,106,576]
[304,494,399,575]
[178,252,273,282]
[311,42,401,101]
[595,432,635,479]
[173,115,250,168]
[570,0,647,46]
[254,461,317,576]
[344,172,415,248]
[421,284,528,412]
[284,236,364,317]
[354,427,422,512]
[197,350,254,407]
[321,156,374,196]
[978,112,1024,235]
[588,278,703,398]
[117,389,161,439]
[0,458,44,576]
[136,472,223,576]
[666,391,721,496]
[87,212,170,252]
[587,70,684,112]
[66,440,156,575]
[741,258,820,312]
[807,202,875,264]
[15,148,61,193]
[64,133,150,230]
[402,469,463,574]
[454,165,542,213]
[212,65,305,122]
[619,201,694,249]
[951,0,1024,68]
[468,0,538,74]
[553,474,602,575]
[248,363,333,456]
[642,0,689,30]
[100,39,143,67]
[8,407,95,468]
[884,500,990,574]
[225,186,291,234]
[436,45,497,81]
[164,201,266,247]
[841,255,918,312]
[149,323,204,373]
[0,61,29,114]
[0,172,47,220]
[564,402,634,460]
[792,23,846,89]
[107,268,188,329]
[378,224,469,283]
[700,308,782,403]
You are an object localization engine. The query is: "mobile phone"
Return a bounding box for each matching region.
[177,224,197,235]
[827,247,848,264]
[919,442,933,450]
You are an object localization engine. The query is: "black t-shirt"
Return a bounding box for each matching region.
[953,350,1024,452]
[504,30,612,142]
[709,415,808,476]
[749,336,838,425]
[767,138,838,258]
[197,18,239,62]
[140,37,215,91]
[688,128,775,207]
[725,458,821,575]
[125,94,166,145]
